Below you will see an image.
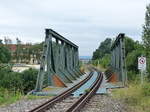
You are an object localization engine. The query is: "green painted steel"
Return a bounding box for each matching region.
[35,29,80,92]
[110,33,127,86]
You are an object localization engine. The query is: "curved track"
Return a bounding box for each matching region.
[29,71,94,112]
[66,71,103,112]
[29,70,103,112]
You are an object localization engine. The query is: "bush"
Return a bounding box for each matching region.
[100,54,110,68]
[21,68,38,93]
[0,66,22,91]
[0,46,11,63]
[127,71,140,81]
[0,67,38,94]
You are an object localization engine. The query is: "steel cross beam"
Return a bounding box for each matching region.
[35,29,80,92]
[110,33,127,86]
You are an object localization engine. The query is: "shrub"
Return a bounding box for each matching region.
[0,67,38,94]
[0,46,11,63]
[21,68,38,93]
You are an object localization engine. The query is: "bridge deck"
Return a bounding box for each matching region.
[34,72,88,96]
[96,73,124,94]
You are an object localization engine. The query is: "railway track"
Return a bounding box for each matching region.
[66,71,103,112]
[46,96,79,112]
[29,71,93,112]
[29,70,103,112]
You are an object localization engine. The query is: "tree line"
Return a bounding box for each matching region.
[92,4,150,80]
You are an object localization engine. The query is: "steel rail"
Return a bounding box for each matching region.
[29,71,94,112]
[66,71,103,112]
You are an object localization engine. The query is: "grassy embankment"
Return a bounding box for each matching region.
[0,88,22,106]
[112,81,150,112]
[0,88,53,106]
[95,62,150,112]
[0,67,52,107]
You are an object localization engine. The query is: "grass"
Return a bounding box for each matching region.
[0,87,54,107]
[0,88,22,106]
[112,81,150,112]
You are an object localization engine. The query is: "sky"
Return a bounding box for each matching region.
[0,0,149,56]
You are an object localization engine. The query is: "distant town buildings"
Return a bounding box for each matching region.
[0,37,43,64]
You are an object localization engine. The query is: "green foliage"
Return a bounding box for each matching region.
[142,83,150,96]
[0,72,23,91]
[112,81,150,112]
[142,4,150,50]
[92,49,100,60]
[126,49,145,81]
[92,38,112,60]
[21,68,38,93]
[0,67,38,105]
[125,37,136,56]
[0,46,11,63]
[0,67,38,94]
[91,54,110,69]
[124,36,145,81]
[100,54,111,68]
[0,87,22,106]
[142,4,150,78]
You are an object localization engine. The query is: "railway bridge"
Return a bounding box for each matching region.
[35,29,127,93]
[29,29,127,112]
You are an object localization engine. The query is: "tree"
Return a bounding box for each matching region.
[142,4,150,50]
[0,46,11,63]
[0,67,38,93]
[142,4,150,77]
[92,38,112,60]
[125,37,135,56]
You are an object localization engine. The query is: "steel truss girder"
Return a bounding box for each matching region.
[110,33,127,85]
[35,29,80,91]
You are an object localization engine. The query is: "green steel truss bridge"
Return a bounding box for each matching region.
[35,29,127,92]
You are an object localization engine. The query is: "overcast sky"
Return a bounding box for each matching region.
[0,0,149,56]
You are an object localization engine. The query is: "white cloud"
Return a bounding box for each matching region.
[0,0,149,56]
